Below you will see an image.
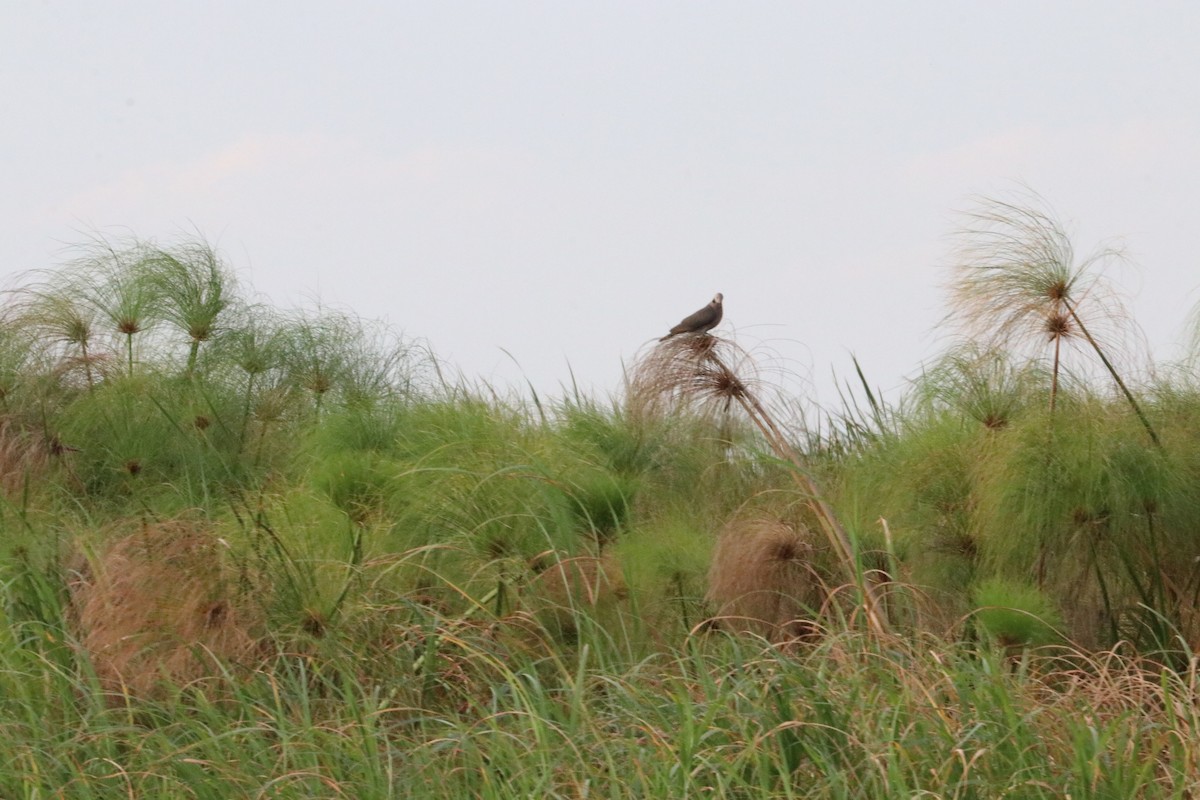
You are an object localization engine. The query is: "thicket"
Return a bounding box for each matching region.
[3,196,1200,796]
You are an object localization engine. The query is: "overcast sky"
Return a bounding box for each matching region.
[4,2,1199,409]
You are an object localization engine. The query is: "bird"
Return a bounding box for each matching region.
[660,293,723,341]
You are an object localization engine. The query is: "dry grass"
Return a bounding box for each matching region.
[0,416,52,498]
[69,521,266,699]
[945,192,1159,444]
[705,518,824,643]
[629,333,891,636]
[626,334,759,424]
[526,553,628,640]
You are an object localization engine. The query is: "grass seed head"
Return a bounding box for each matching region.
[70,521,266,700]
[627,333,762,424]
[705,518,824,644]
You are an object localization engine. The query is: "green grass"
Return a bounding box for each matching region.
[6,217,1200,795]
[2,579,1199,798]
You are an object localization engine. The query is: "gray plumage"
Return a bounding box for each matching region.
[660,293,723,341]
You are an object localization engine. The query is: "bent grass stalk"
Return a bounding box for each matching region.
[1062,296,1160,448]
[630,335,889,636]
[948,192,1158,446]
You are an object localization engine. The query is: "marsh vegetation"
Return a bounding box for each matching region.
[5,197,1200,796]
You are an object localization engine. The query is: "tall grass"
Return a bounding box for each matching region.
[6,208,1200,795]
[946,191,1158,445]
[3,555,1200,799]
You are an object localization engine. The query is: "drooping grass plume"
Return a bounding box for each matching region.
[205,305,292,455]
[65,236,161,378]
[9,285,107,390]
[69,520,267,700]
[627,334,758,424]
[705,518,824,643]
[0,415,55,500]
[629,332,889,635]
[7,235,171,385]
[945,191,1159,445]
[0,313,51,414]
[278,307,431,415]
[141,237,240,377]
[526,553,628,642]
[916,343,1048,431]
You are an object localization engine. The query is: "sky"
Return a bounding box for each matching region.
[4,1,1199,410]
